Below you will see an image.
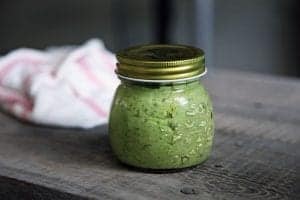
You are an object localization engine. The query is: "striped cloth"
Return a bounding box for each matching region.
[0,39,119,128]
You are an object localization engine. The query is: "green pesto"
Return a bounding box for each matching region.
[109,80,214,170]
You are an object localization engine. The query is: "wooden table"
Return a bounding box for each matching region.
[0,70,299,200]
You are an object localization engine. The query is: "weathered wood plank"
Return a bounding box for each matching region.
[0,176,87,200]
[0,69,299,199]
[204,69,300,143]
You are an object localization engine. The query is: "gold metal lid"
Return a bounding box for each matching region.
[116,44,205,81]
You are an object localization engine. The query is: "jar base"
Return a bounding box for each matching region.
[118,157,209,173]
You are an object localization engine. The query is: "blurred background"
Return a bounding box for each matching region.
[0,0,299,77]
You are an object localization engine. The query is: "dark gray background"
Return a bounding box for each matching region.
[0,0,299,77]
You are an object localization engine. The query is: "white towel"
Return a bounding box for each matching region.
[0,39,119,128]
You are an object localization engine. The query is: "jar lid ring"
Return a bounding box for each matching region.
[116,67,207,84]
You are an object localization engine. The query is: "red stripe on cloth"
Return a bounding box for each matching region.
[3,102,30,120]
[0,87,33,112]
[98,52,115,71]
[77,95,108,118]
[0,58,43,83]
[70,86,108,118]
[76,55,106,87]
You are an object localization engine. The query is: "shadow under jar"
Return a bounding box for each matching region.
[109,44,214,171]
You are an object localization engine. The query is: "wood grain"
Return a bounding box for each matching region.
[0,69,299,200]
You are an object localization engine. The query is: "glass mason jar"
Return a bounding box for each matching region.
[109,44,214,170]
